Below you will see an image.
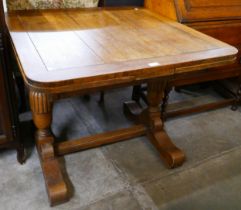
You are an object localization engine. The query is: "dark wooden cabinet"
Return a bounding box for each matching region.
[0,40,13,144]
[0,0,24,163]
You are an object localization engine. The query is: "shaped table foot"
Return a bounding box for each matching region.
[40,149,69,206]
[148,130,185,168]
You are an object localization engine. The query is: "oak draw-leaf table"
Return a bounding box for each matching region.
[5,8,237,206]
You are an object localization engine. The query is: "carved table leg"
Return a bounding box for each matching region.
[143,79,185,168]
[29,91,69,206]
[124,79,185,168]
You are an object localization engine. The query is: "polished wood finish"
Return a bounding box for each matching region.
[135,0,241,118]
[6,8,237,93]
[56,125,146,156]
[0,0,24,163]
[5,8,237,205]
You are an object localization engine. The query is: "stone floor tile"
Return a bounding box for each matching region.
[143,147,241,210]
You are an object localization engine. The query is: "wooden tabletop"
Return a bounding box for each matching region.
[6,8,237,92]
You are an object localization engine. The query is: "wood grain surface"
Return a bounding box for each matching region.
[6,8,237,92]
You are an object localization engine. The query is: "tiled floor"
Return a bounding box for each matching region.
[1,87,241,210]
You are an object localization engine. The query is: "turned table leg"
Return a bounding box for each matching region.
[124,79,185,168]
[29,91,69,206]
[143,79,185,168]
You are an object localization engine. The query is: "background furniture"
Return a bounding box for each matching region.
[0,0,24,163]
[133,0,241,118]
